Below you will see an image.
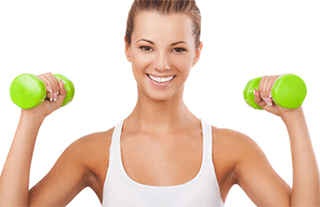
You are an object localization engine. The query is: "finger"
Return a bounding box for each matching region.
[55,79,67,106]
[38,74,53,101]
[259,76,279,107]
[45,73,59,101]
[254,89,263,103]
[59,79,67,96]
[254,89,267,108]
[259,76,272,99]
[45,86,52,102]
[40,72,59,102]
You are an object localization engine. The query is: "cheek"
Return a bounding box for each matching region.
[171,54,195,73]
[130,52,152,84]
[131,51,151,72]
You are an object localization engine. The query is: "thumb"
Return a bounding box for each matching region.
[254,89,267,108]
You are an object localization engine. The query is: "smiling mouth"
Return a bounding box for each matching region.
[147,74,176,83]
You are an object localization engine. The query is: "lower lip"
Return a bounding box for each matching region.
[147,74,175,88]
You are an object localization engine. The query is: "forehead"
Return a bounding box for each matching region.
[132,11,194,43]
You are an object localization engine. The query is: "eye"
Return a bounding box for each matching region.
[173,47,187,53]
[139,46,153,51]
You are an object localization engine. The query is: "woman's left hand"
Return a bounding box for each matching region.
[253,75,299,118]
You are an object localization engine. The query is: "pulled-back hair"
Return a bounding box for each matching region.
[125,0,201,48]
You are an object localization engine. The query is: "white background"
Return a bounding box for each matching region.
[0,0,319,206]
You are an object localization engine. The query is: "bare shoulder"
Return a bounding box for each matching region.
[211,126,291,204]
[212,126,263,159]
[63,127,115,200]
[211,126,268,201]
[28,127,115,206]
[67,127,115,180]
[212,126,270,178]
[68,128,114,161]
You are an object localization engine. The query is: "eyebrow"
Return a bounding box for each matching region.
[136,39,189,46]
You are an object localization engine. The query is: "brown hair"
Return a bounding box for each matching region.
[125,0,201,48]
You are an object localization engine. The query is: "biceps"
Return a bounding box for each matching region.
[28,151,89,206]
[236,151,292,206]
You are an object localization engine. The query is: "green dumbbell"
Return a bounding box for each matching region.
[10,73,75,109]
[243,74,307,109]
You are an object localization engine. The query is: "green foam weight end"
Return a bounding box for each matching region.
[10,74,46,109]
[54,74,75,107]
[243,77,263,110]
[271,74,307,109]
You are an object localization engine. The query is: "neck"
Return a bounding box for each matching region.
[125,87,197,134]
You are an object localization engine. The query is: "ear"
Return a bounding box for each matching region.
[192,41,203,67]
[124,37,132,62]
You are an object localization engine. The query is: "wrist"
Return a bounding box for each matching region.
[280,107,304,125]
[20,109,46,125]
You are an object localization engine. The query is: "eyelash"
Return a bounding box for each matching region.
[139,46,187,53]
[139,46,152,51]
[173,48,187,53]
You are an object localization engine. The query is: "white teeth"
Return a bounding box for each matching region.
[148,74,175,83]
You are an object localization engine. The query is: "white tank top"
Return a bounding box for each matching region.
[102,120,224,207]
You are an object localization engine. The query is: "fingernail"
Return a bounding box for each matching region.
[57,86,59,95]
[46,86,52,93]
[266,98,273,106]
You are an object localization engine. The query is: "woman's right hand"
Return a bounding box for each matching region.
[21,72,67,120]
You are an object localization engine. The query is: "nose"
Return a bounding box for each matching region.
[153,52,171,72]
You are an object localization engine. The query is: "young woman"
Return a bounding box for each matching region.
[0,0,319,206]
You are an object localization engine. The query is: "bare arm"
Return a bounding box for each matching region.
[0,73,71,206]
[0,114,100,206]
[27,135,98,206]
[235,75,319,206]
[0,112,44,206]
[282,108,319,206]
[257,75,320,206]
[1,73,111,206]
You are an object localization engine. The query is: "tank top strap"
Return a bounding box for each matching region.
[201,119,213,166]
[108,120,124,170]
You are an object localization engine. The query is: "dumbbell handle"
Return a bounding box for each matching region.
[10,73,75,109]
[243,74,307,109]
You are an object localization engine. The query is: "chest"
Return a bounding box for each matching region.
[101,126,226,206]
[91,128,237,203]
[120,132,203,186]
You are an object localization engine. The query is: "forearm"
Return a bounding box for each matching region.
[0,112,44,206]
[281,108,320,206]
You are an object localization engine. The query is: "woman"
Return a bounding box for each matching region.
[0,0,319,206]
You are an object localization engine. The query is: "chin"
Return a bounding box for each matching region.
[151,94,174,102]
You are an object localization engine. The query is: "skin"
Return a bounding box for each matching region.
[0,11,319,207]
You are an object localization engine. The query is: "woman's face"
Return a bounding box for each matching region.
[125,11,202,101]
